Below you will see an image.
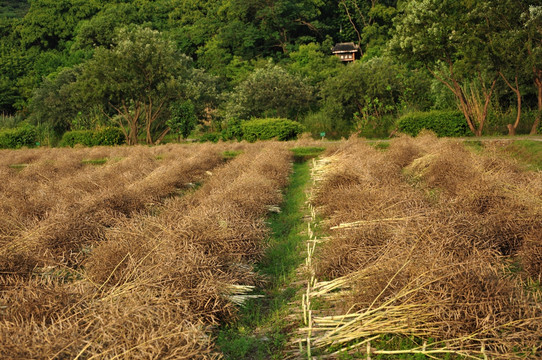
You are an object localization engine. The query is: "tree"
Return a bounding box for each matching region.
[338,0,398,56]
[483,0,531,135]
[390,0,498,136]
[524,4,542,134]
[225,64,315,120]
[28,67,80,136]
[77,26,190,145]
[287,43,342,87]
[166,100,197,141]
[18,0,99,50]
[320,56,404,136]
[73,3,141,50]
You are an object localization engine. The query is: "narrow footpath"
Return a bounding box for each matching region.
[216,158,313,359]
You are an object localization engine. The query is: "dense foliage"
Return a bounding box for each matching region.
[60,127,125,147]
[1,0,541,140]
[397,111,471,137]
[241,118,305,142]
[0,124,37,149]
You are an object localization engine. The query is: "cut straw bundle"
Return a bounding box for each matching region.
[298,134,542,358]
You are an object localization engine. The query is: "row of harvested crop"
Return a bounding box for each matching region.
[0,144,230,273]
[303,134,542,358]
[0,142,292,359]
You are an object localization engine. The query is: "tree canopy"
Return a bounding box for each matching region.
[2,0,542,140]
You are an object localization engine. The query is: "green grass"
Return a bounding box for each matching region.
[290,146,325,162]
[216,161,311,359]
[223,150,243,159]
[501,140,542,170]
[368,141,390,150]
[82,158,108,165]
[8,163,28,170]
[462,140,484,153]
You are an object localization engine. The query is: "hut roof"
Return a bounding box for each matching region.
[331,42,360,53]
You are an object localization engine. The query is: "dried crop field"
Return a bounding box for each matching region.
[0,142,293,358]
[301,134,542,358]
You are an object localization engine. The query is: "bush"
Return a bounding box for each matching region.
[93,127,125,146]
[199,132,221,143]
[221,119,244,141]
[60,127,125,147]
[302,111,352,140]
[60,130,95,147]
[397,111,471,137]
[0,124,38,149]
[241,118,305,142]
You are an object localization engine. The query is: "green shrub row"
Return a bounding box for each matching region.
[396,110,471,137]
[240,118,305,142]
[201,118,305,143]
[0,124,38,149]
[199,132,221,143]
[60,127,126,147]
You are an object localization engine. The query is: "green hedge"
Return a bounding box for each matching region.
[397,111,471,137]
[60,127,125,147]
[221,118,244,141]
[0,124,38,149]
[241,118,305,142]
[199,132,221,143]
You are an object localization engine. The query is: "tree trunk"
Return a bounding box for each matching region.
[154,127,171,145]
[426,65,477,135]
[144,98,166,145]
[499,72,522,136]
[530,76,542,135]
[477,77,498,136]
[452,80,477,135]
[145,98,153,145]
[340,0,363,55]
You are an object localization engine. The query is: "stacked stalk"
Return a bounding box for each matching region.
[300,134,542,358]
[1,142,292,358]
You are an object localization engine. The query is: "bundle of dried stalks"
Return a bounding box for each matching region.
[0,144,229,274]
[303,135,542,358]
[1,142,292,358]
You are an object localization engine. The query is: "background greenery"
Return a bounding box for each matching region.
[1,0,541,146]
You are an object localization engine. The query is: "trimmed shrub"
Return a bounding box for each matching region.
[397,111,471,137]
[241,118,305,142]
[199,132,221,143]
[92,127,125,146]
[60,127,125,147]
[221,119,244,141]
[60,130,95,147]
[0,124,38,149]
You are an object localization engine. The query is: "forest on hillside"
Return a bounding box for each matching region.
[1,0,542,144]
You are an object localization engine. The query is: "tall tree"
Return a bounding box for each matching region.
[338,0,397,56]
[391,0,498,136]
[77,26,190,145]
[484,0,532,135]
[17,0,99,50]
[226,64,314,120]
[524,4,542,134]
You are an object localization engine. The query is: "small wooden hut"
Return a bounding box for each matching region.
[331,42,360,63]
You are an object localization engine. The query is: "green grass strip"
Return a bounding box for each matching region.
[290,147,325,163]
[81,158,108,165]
[502,140,542,171]
[216,161,311,360]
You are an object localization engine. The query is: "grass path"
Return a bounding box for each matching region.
[216,160,312,359]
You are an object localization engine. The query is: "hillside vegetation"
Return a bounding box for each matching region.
[1,0,542,143]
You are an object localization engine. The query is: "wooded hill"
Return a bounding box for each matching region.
[1,0,541,142]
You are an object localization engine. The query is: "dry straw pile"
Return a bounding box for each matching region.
[0,142,292,359]
[302,134,542,358]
